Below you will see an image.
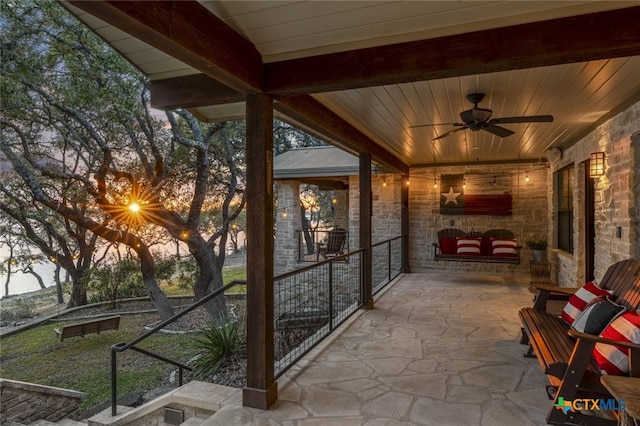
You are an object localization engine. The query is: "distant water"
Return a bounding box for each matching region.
[0,246,57,297]
[0,262,57,297]
[0,237,246,297]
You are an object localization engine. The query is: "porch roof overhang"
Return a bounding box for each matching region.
[60,1,640,171]
[273,146,382,179]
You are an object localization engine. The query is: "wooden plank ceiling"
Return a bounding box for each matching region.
[62,1,640,170]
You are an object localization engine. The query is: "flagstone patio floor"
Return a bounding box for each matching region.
[197,271,555,425]
[91,271,557,425]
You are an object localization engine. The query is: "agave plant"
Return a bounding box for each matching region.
[190,320,247,380]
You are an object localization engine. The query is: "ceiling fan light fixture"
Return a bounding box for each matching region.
[416,93,553,140]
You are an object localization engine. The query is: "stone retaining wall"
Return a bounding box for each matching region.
[0,378,86,424]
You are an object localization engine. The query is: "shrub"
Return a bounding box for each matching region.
[87,260,146,305]
[189,320,246,380]
[0,298,36,322]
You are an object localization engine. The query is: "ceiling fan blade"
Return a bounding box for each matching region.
[409,122,461,128]
[482,124,515,138]
[433,126,468,140]
[490,115,554,124]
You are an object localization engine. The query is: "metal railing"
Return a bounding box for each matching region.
[295,228,349,262]
[109,279,246,416]
[274,235,405,377]
[109,235,405,414]
[372,235,406,295]
[273,249,363,378]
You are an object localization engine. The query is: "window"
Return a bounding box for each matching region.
[556,165,574,253]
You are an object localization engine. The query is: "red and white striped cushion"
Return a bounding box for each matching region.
[456,238,481,255]
[561,282,612,326]
[593,311,640,375]
[491,238,518,256]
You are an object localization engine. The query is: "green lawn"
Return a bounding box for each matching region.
[0,313,197,409]
[0,265,248,412]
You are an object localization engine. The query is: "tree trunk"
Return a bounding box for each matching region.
[55,263,64,304]
[301,207,315,254]
[191,239,227,324]
[3,261,11,297]
[23,265,46,289]
[67,271,88,308]
[138,247,174,321]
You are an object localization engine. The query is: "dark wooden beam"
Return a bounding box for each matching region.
[150,74,244,110]
[243,94,277,410]
[275,96,409,176]
[68,0,263,94]
[359,153,373,309]
[265,6,640,95]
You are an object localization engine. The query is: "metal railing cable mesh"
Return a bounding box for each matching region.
[108,235,404,415]
[274,250,363,378]
[373,236,405,295]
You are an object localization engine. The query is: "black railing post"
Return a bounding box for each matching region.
[179,367,183,386]
[360,250,365,307]
[328,261,334,330]
[387,240,392,283]
[111,345,118,416]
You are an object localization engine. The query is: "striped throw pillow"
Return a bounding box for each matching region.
[491,238,518,256]
[456,238,481,255]
[561,282,613,326]
[593,311,640,375]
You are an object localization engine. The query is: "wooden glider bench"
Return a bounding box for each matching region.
[55,316,121,341]
[432,228,521,264]
[519,259,640,426]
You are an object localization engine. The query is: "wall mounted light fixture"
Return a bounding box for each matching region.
[589,152,605,177]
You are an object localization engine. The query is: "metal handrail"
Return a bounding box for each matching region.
[110,279,247,416]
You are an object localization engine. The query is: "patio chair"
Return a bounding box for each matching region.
[316,228,347,260]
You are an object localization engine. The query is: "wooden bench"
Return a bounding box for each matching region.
[433,228,521,264]
[519,259,640,426]
[54,316,121,341]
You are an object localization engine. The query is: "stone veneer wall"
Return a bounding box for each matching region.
[0,378,85,424]
[348,173,403,249]
[547,101,640,286]
[332,189,349,230]
[408,162,549,274]
[274,180,302,274]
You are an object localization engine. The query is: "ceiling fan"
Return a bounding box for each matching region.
[411,93,553,140]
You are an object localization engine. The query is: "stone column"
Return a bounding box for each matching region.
[332,189,349,231]
[274,180,301,274]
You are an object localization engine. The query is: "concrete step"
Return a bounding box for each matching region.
[57,420,88,425]
[27,419,86,426]
[179,416,208,426]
